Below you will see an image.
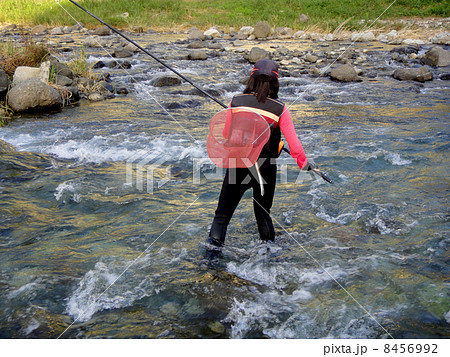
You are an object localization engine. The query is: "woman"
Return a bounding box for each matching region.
[207,58,315,251]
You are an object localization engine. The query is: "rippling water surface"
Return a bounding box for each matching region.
[0,33,449,338]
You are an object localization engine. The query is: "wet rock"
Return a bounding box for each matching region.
[422,47,450,67]
[0,68,9,96]
[66,86,80,102]
[304,53,318,63]
[83,37,105,48]
[93,61,106,69]
[0,140,15,154]
[351,31,375,42]
[393,66,433,82]
[53,75,72,86]
[113,48,133,58]
[253,21,271,39]
[31,25,47,35]
[88,92,104,101]
[187,41,204,49]
[50,60,74,79]
[117,61,132,70]
[439,73,450,80]
[123,43,139,53]
[299,14,309,23]
[188,29,205,41]
[151,74,182,87]
[7,78,62,112]
[208,43,225,50]
[98,81,114,93]
[330,64,362,82]
[166,99,202,110]
[116,87,129,95]
[246,47,269,63]
[391,45,419,55]
[50,27,64,36]
[93,26,111,36]
[188,50,207,60]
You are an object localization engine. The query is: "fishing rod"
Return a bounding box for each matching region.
[67,0,332,184]
[67,0,227,109]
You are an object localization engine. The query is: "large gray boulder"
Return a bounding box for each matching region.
[330,64,362,82]
[246,47,269,63]
[7,78,62,113]
[422,47,450,67]
[253,21,271,39]
[393,66,433,82]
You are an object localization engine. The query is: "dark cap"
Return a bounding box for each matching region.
[251,59,279,79]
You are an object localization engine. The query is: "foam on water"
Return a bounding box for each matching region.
[66,261,154,322]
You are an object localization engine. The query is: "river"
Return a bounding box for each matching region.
[0,32,449,338]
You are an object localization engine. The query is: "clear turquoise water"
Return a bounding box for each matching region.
[0,34,449,338]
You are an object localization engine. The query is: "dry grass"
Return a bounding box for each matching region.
[0,37,51,77]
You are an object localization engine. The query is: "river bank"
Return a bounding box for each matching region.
[0,19,449,119]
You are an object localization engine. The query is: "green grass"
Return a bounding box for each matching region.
[0,0,448,32]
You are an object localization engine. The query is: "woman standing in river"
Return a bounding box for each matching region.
[206,58,316,252]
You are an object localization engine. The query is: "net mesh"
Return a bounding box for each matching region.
[207,108,270,168]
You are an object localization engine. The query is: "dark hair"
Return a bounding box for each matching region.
[244,74,279,103]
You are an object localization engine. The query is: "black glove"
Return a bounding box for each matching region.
[304,161,318,171]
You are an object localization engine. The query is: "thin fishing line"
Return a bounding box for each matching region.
[284,0,399,112]
[57,195,200,338]
[54,0,196,141]
[252,198,395,339]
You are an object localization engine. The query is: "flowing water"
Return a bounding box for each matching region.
[0,32,449,338]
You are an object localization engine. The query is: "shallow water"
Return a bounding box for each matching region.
[0,33,449,338]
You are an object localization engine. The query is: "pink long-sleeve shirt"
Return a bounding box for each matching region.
[279,106,308,169]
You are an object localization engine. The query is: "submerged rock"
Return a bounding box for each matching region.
[7,78,62,113]
[393,66,433,82]
[0,140,15,154]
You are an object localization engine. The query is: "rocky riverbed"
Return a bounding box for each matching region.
[0,19,449,118]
